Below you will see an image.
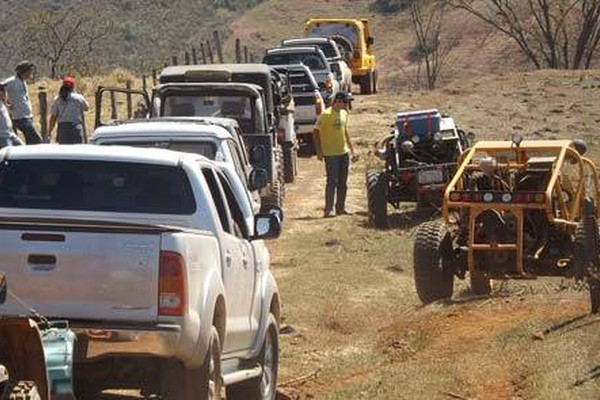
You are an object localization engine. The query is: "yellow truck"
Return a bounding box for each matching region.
[304,18,377,95]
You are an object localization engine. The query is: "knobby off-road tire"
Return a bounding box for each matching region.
[283,142,297,184]
[162,326,222,400]
[360,71,373,95]
[413,221,454,303]
[263,147,285,207]
[373,70,378,94]
[226,314,279,400]
[470,270,491,296]
[572,197,600,313]
[4,381,41,400]
[366,170,388,229]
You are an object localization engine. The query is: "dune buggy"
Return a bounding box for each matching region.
[366,109,471,228]
[413,137,600,312]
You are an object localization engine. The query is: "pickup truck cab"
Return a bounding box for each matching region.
[271,64,323,153]
[0,145,282,400]
[90,118,265,218]
[263,46,338,102]
[281,37,352,92]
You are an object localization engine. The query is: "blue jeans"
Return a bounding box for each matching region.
[13,117,41,144]
[57,122,84,144]
[324,153,349,213]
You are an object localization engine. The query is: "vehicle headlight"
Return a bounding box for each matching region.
[483,192,494,202]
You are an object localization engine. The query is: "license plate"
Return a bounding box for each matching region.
[418,169,444,184]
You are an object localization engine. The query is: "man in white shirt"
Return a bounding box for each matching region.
[3,61,44,144]
[0,83,24,148]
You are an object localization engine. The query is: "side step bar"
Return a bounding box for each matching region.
[222,365,262,386]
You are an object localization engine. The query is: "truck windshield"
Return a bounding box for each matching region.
[309,24,358,46]
[0,160,196,214]
[161,94,257,134]
[102,141,217,159]
[263,53,326,71]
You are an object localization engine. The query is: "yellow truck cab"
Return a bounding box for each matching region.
[304,18,377,95]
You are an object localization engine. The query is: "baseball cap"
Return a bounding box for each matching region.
[62,76,76,88]
[333,91,350,102]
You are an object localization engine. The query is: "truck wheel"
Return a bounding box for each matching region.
[413,221,454,304]
[283,142,297,184]
[572,197,600,313]
[263,148,285,207]
[372,70,378,94]
[470,270,491,295]
[6,381,41,400]
[226,314,279,400]
[161,327,223,400]
[360,72,372,95]
[366,170,388,229]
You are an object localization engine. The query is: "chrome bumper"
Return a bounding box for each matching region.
[73,324,181,360]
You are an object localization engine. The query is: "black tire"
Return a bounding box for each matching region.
[5,381,41,400]
[226,314,279,400]
[366,170,388,229]
[413,221,454,303]
[572,197,600,313]
[372,70,378,94]
[283,142,297,184]
[161,327,222,400]
[470,270,491,295]
[360,71,372,95]
[263,148,285,207]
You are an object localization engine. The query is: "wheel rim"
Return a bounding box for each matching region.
[208,336,222,400]
[261,329,276,399]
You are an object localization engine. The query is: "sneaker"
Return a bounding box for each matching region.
[336,209,350,216]
[323,210,335,218]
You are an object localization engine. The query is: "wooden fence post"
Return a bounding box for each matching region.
[206,40,214,63]
[200,43,207,64]
[244,46,249,63]
[152,69,157,86]
[171,55,178,66]
[235,39,242,63]
[38,88,48,141]
[213,31,224,63]
[192,47,198,64]
[126,80,133,119]
[185,51,190,65]
[110,91,118,120]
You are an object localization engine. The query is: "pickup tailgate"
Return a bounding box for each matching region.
[0,220,163,322]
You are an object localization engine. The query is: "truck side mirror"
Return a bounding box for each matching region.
[367,37,374,46]
[253,213,282,240]
[0,273,7,305]
[248,168,268,191]
[260,204,284,223]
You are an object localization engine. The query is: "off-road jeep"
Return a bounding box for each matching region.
[413,137,600,312]
[366,109,471,228]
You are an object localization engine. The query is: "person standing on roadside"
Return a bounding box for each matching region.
[313,91,358,218]
[2,61,44,144]
[0,83,24,149]
[48,76,89,144]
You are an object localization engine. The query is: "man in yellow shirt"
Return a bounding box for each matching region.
[313,91,357,218]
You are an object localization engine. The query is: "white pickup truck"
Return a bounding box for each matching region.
[0,145,282,400]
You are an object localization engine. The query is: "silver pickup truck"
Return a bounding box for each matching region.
[0,145,282,400]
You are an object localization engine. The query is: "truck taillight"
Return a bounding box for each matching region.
[315,95,323,115]
[159,251,186,316]
[325,76,333,89]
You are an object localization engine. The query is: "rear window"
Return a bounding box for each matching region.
[0,160,196,214]
[263,53,326,71]
[102,141,217,159]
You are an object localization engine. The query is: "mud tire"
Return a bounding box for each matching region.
[226,314,279,400]
[366,170,388,229]
[5,381,41,400]
[413,221,454,303]
[360,71,373,95]
[573,197,600,313]
[263,147,285,207]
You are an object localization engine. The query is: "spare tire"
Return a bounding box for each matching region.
[331,35,354,63]
[5,381,41,400]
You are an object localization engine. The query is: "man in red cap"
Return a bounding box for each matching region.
[48,76,89,144]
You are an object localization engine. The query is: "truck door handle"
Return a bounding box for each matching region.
[28,254,57,271]
[225,252,233,267]
[242,258,249,269]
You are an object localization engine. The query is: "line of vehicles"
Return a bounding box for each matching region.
[0,17,378,400]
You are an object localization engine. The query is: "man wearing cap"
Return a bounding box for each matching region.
[2,61,43,144]
[48,76,89,144]
[313,91,357,218]
[0,83,24,148]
